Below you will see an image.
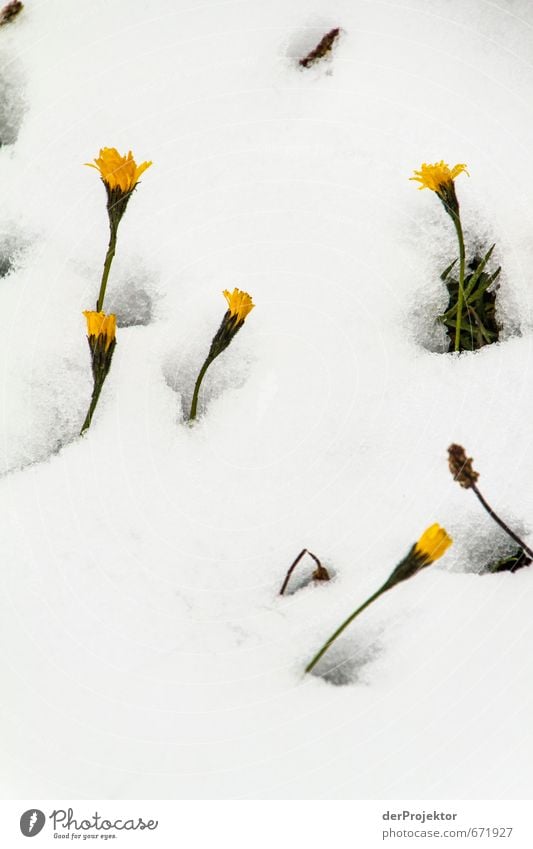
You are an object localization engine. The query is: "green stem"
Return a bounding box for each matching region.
[452,212,466,353]
[80,380,105,435]
[305,580,393,674]
[466,308,493,345]
[189,355,215,422]
[441,247,496,322]
[96,225,118,313]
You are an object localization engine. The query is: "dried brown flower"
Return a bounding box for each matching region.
[0,1,23,27]
[299,28,340,68]
[279,549,330,595]
[448,443,479,489]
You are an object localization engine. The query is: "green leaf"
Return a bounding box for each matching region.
[463,244,496,301]
[441,258,458,281]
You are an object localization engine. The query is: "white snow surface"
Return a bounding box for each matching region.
[1,0,533,799]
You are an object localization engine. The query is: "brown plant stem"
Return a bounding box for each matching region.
[472,484,533,560]
[279,549,329,595]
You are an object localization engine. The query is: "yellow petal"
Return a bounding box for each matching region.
[414,523,453,563]
[85,147,152,193]
[83,310,116,349]
[410,161,468,192]
[222,288,255,322]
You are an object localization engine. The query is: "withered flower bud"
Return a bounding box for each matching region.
[0,1,23,27]
[299,28,341,68]
[448,443,479,489]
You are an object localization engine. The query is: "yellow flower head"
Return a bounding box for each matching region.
[83,310,116,350]
[223,288,255,322]
[414,523,452,564]
[86,148,152,193]
[410,161,468,193]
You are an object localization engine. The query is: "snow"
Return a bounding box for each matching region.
[1,0,533,799]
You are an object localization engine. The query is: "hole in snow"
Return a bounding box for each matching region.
[163,343,251,422]
[104,260,157,327]
[309,640,380,687]
[0,356,87,477]
[0,53,26,145]
[411,228,520,354]
[448,516,531,575]
[0,226,28,277]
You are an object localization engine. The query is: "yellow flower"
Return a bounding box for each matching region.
[223,288,255,322]
[410,161,468,193]
[83,310,116,350]
[86,148,152,193]
[414,523,452,564]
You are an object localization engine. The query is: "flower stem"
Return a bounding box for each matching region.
[80,379,104,435]
[452,212,466,352]
[279,549,324,595]
[96,225,118,313]
[189,355,215,422]
[305,580,392,674]
[472,484,533,560]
